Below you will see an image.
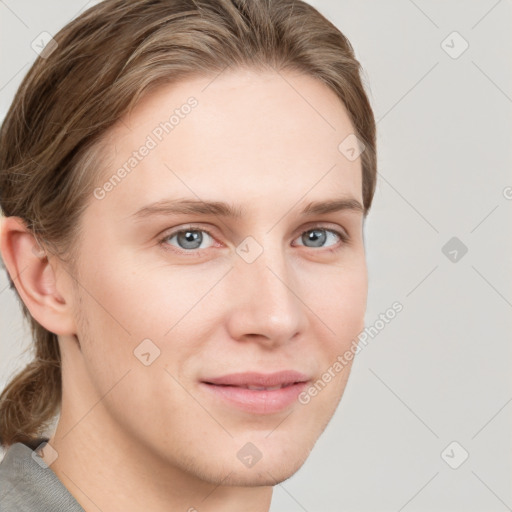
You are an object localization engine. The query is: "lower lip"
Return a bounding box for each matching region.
[200,381,309,414]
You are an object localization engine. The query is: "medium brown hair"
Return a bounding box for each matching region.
[0,0,377,448]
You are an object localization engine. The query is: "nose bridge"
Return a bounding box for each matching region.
[228,237,306,343]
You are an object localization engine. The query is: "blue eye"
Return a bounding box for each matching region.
[161,227,215,252]
[159,225,348,254]
[294,228,345,249]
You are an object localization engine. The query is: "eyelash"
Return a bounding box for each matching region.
[158,224,350,255]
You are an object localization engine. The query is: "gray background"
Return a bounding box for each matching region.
[1,1,511,511]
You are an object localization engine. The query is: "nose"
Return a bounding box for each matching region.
[225,243,309,349]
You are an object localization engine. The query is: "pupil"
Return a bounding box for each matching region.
[304,229,326,247]
[179,230,202,249]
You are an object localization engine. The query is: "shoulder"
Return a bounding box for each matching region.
[0,439,84,512]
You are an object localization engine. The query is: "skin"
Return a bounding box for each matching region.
[1,67,368,512]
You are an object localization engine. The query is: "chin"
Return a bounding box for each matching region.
[230,435,316,487]
[181,437,315,488]
[218,455,310,487]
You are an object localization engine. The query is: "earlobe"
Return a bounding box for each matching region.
[0,216,77,336]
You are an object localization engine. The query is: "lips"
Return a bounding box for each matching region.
[200,370,311,414]
[201,370,310,389]
[228,384,288,391]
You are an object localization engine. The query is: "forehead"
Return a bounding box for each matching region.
[91,68,363,219]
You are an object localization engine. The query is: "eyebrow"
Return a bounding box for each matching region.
[130,196,364,220]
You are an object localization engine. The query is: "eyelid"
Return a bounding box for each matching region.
[296,221,349,239]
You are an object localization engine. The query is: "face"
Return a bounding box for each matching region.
[65,67,367,486]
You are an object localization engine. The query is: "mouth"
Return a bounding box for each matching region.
[202,382,301,391]
[199,372,310,414]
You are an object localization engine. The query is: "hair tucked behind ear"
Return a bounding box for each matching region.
[0,0,377,449]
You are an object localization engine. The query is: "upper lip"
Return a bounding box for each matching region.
[202,370,310,388]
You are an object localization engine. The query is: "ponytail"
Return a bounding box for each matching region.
[0,323,61,448]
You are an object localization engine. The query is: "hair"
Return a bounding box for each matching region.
[0,0,377,449]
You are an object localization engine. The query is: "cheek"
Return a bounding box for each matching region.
[71,260,199,434]
[338,271,368,334]
[73,251,217,383]
[300,268,366,419]
[76,251,182,340]
[314,259,368,343]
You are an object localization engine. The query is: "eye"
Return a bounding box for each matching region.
[160,226,216,253]
[293,227,347,250]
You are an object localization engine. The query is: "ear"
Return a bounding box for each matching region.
[0,216,77,336]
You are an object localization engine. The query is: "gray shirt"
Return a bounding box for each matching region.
[0,437,84,511]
